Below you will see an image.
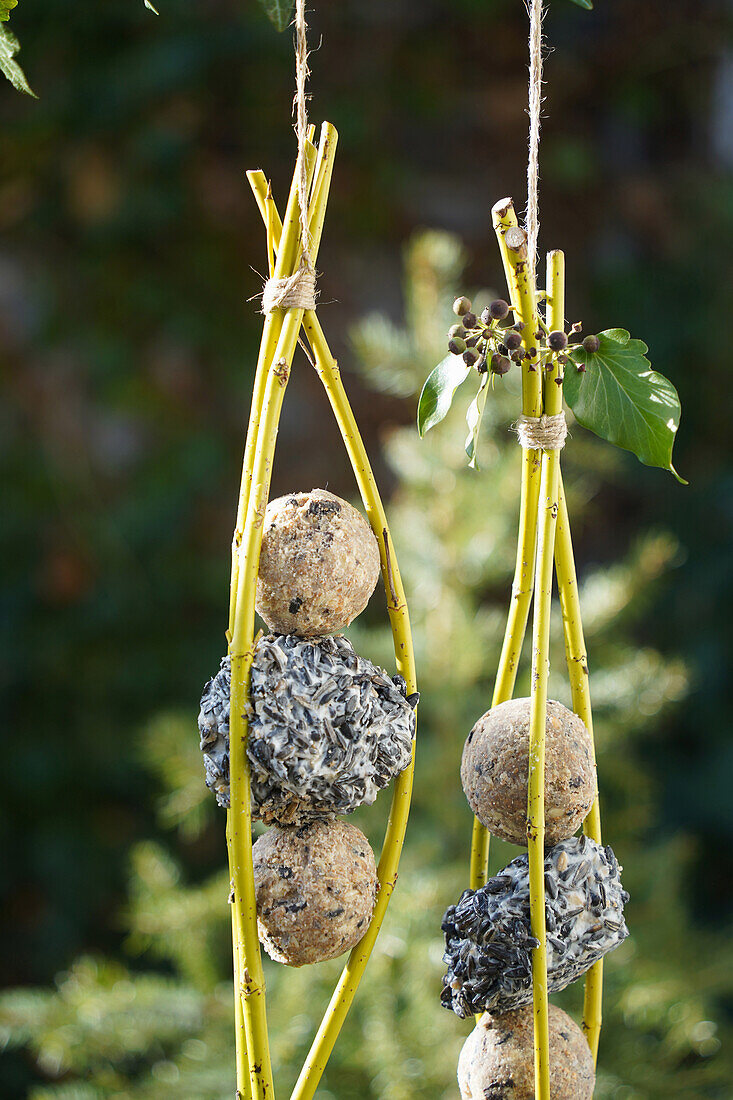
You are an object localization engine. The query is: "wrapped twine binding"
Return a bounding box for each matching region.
[261,260,317,313]
[513,411,567,451]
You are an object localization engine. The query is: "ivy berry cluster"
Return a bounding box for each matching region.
[446,294,601,381]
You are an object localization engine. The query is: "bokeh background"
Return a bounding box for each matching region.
[1,0,732,1097]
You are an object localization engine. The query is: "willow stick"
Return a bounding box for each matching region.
[227,817,251,1098]
[290,315,417,1100]
[226,145,313,1100]
[246,181,415,683]
[468,200,545,890]
[523,249,565,1100]
[228,126,318,638]
[227,124,338,1100]
[225,129,320,1100]
[554,475,603,1060]
[246,182,418,1098]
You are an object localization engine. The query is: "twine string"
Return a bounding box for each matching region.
[526,0,544,287]
[513,412,567,451]
[294,0,312,269]
[261,0,317,313]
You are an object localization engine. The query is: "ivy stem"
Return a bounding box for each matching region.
[227,122,337,1100]
[554,475,603,1059]
[247,174,418,1100]
[468,200,545,891]
[524,248,564,1100]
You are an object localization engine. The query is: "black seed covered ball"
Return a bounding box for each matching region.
[441,835,629,1018]
[463,347,480,367]
[449,337,467,355]
[453,296,472,316]
[198,635,416,825]
[582,334,600,354]
[505,330,523,351]
[253,820,378,966]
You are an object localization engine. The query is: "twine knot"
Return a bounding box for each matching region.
[261,260,317,313]
[514,412,567,451]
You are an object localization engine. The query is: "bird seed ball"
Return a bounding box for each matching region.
[253,820,378,966]
[198,634,417,824]
[255,488,380,637]
[457,1005,595,1100]
[461,698,596,847]
[440,835,629,1018]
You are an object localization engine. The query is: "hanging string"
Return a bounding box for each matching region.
[526,0,544,287]
[294,0,313,270]
[261,0,317,313]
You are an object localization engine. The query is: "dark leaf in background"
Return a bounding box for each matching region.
[566,329,685,483]
[258,0,295,32]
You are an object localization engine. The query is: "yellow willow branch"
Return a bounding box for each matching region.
[468,199,545,890]
[292,314,417,1100]
[228,126,318,639]
[554,474,603,1060]
[227,122,338,1100]
[524,248,565,1100]
[246,176,418,1100]
[227,817,251,1098]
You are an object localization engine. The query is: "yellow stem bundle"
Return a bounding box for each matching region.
[478,200,605,1095]
[224,122,418,1099]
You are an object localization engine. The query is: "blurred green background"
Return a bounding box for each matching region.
[1,0,732,1096]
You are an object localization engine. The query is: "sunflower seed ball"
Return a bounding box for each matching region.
[461,698,596,847]
[441,835,629,1018]
[457,1005,595,1100]
[198,634,416,824]
[253,820,378,966]
[255,489,380,637]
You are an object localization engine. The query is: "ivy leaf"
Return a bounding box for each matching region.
[257,0,295,31]
[568,0,594,8]
[417,354,472,437]
[465,374,490,470]
[0,23,35,96]
[0,1,19,24]
[566,328,685,483]
[144,0,160,14]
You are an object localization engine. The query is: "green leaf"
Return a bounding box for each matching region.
[144,0,159,14]
[0,24,35,96]
[257,0,295,31]
[569,0,594,9]
[465,374,490,470]
[417,354,471,437]
[0,1,18,25]
[566,329,685,482]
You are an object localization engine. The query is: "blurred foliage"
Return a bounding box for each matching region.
[2,232,731,1098]
[0,0,731,1096]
